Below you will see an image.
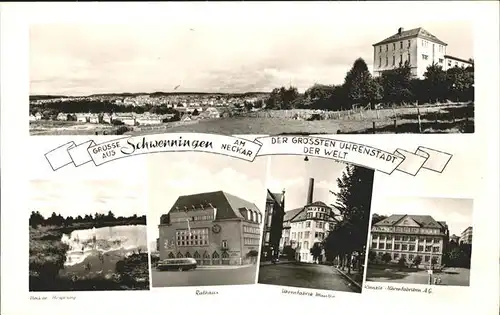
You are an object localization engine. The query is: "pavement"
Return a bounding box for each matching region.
[365,266,470,286]
[151,264,257,287]
[258,262,361,293]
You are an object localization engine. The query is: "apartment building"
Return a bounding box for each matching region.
[370,214,449,266]
[460,226,473,244]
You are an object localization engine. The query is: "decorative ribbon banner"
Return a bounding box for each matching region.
[45,133,452,176]
[45,133,261,171]
[254,135,452,176]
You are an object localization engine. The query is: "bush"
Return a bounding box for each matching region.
[116,126,130,135]
[111,119,124,126]
[246,250,259,258]
[381,253,392,264]
[368,250,376,262]
[413,255,422,269]
[398,257,406,267]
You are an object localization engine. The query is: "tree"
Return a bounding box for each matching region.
[446,67,474,102]
[192,109,200,116]
[29,211,45,228]
[413,255,422,270]
[381,61,414,105]
[371,213,388,225]
[323,164,375,274]
[423,63,448,103]
[398,256,406,270]
[107,211,115,221]
[368,250,376,263]
[382,253,392,264]
[343,58,375,107]
[431,256,438,268]
[310,242,323,263]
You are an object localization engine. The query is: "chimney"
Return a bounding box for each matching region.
[398,27,404,35]
[307,178,314,205]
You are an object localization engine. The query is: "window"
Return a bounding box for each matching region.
[409,236,416,242]
[372,242,377,249]
[425,246,432,252]
[409,245,415,251]
[265,232,270,242]
[418,245,424,252]
[432,246,440,253]
[394,235,401,241]
[433,238,441,243]
[402,236,408,241]
[304,241,309,249]
[400,54,403,64]
[385,57,388,66]
[392,56,395,65]
[407,53,411,64]
[401,254,406,260]
[402,244,408,251]
[379,46,382,52]
[386,44,388,51]
[422,54,429,60]
[408,40,411,48]
[379,243,385,249]
[176,228,209,246]
[426,238,433,243]
[291,232,296,239]
[305,231,310,238]
[409,254,414,260]
[439,58,443,63]
[316,221,324,229]
[221,240,228,248]
[394,253,399,259]
[306,221,311,228]
[298,232,303,239]
[244,237,259,245]
[394,244,400,250]
[400,41,403,49]
[424,255,430,262]
[393,43,396,50]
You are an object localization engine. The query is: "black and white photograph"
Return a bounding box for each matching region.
[29,21,473,136]
[258,156,375,294]
[366,196,473,287]
[29,180,150,291]
[148,152,266,287]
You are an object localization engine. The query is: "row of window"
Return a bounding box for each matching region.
[379,54,411,68]
[372,243,441,253]
[379,40,412,52]
[374,251,440,263]
[292,221,327,229]
[373,226,442,235]
[372,234,442,243]
[168,250,229,259]
[292,231,325,240]
[171,215,214,223]
[244,237,260,246]
[305,212,329,220]
[243,225,260,235]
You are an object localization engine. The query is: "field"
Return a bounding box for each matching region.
[29,222,149,291]
[29,103,474,136]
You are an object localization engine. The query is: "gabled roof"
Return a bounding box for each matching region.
[168,190,261,220]
[374,214,446,229]
[373,27,447,46]
[283,207,303,222]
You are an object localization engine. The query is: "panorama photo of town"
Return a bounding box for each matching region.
[30,22,474,136]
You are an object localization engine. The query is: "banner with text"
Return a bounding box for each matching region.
[45,133,452,176]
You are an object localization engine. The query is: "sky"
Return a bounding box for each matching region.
[30,179,146,219]
[266,156,360,212]
[29,21,473,96]
[372,196,473,237]
[147,152,267,241]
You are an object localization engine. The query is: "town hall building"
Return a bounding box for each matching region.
[158,190,262,266]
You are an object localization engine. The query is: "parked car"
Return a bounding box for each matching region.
[157,258,197,271]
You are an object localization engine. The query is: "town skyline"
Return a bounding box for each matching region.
[373,196,473,237]
[30,20,473,96]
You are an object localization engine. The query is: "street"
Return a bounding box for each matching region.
[366,266,470,286]
[258,263,361,293]
[152,264,257,287]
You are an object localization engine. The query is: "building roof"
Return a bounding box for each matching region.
[289,201,332,223]
[373,27,447,46]
[267,190,283,204]
[444,55,474,64]
[168,190,261,220]
[374,214,447,229]
[283,207,303,222]
[306,201,329,207]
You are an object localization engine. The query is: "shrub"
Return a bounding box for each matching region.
[381,253,392,264]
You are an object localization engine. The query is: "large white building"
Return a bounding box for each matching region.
[372,27,473,79]
[287,178,335,263]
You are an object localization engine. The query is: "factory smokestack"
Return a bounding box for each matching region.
[307,178,314,205]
